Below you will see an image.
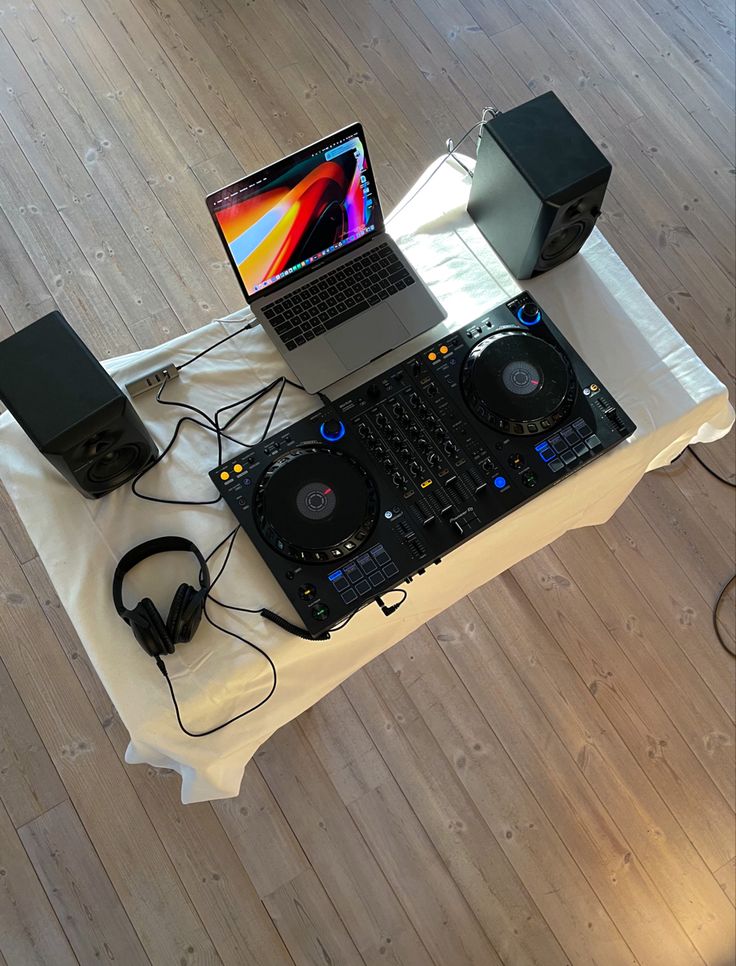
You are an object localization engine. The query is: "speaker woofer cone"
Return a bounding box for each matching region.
[541,221,586,262]
[86,443,143,485]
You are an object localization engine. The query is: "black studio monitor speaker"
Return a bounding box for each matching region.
[467,92,611,279]
[0,312,157,498]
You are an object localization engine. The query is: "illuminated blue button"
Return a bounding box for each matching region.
[493,476,507,489]
[328,569,344,582]
[319,419,346,442]
[517,306,541,326]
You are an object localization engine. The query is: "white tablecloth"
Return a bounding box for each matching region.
[1,159,732,802]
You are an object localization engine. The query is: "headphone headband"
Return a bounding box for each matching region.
[112,536,210,619]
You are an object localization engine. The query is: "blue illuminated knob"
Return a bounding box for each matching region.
[319,418,345,442]
[493,475,507,489]
[517,301,541,326]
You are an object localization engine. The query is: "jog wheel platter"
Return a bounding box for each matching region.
[253,445,378,563]
[461,329,576,435]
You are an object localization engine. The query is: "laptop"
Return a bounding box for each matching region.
[206,122,446,393]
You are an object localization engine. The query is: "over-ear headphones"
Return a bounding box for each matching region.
[112,537,210,658]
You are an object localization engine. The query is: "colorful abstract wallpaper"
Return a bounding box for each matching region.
[213,136,376,294]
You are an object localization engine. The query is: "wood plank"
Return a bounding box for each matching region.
[504,0,644,131]
[216,763,365,966]
[714,856,736,907]
[21,555,290,966]
[0,798,77,966]
[632,471,735,606]
[0,529,219,965]
[598,497,736,721]
[0,31,174,332]
[256,723,436,965]
[130,0,281,169]
[427,596,706,965]
[0,207,56,330]
[348,779,503,966]
[661,450,735,559]
[339,672,572,966]
[410,0,532,109]
[470,571,735,962]
[105,749,294,966]
[214,762,309,900]
[552,0,735,157]
[0,113,136,358]
[369,639,637,965]
[0,1,226,334]
[300,694,503,965]
[319,0,467,141]
[0,481,37,566]
[28,0,245,313]
[263,868,364,966]
[73,0,228,166]
[18,800,150,965]
[553,526,735,810]
[634,0,736,98]
[0,655,67,829]
[511,542,733,871]
[21,556,120,730]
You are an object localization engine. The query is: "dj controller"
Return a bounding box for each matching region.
[212,293,635,636]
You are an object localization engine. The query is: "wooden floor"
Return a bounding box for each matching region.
[0,0,734,963]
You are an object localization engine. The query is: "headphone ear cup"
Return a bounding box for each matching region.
[136,598,175,656]
[166,583,201,644]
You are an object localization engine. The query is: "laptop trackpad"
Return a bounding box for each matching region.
[329,307,408,369]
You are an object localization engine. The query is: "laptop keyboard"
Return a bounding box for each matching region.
[261,242,415,351]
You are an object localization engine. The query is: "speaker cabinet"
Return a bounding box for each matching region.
[0,312,157,498]
[467,92,611,279]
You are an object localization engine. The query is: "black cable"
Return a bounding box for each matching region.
[687,445,735,487]
[713,575,736,658]
[154,524,278,737]
[385,121,482,227]
[668,444,736,657]
[176,322,251,372]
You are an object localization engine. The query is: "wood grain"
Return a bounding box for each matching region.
[0,655,67,829]
[0,799,77,966]
[19,800,150,965]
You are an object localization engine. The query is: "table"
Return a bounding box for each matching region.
[0,158,732,803]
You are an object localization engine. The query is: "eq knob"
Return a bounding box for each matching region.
[409,391,419,407]
[358,423,369,438]
[392,402,404,418]
[424,415,437,431]
[399,445,411,460]
[517,300,541,326]
[416,436,428,449]
[375,411,388,429]
[443,440,457,457]
[408,460,421,477]
[383,457,394,471]
[392,471,406,488]
[428,452,441,469]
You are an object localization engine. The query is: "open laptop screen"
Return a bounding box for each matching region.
[207,124,382,300]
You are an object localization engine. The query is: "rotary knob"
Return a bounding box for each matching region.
[319,418,345,442]
[517,300,541,325]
